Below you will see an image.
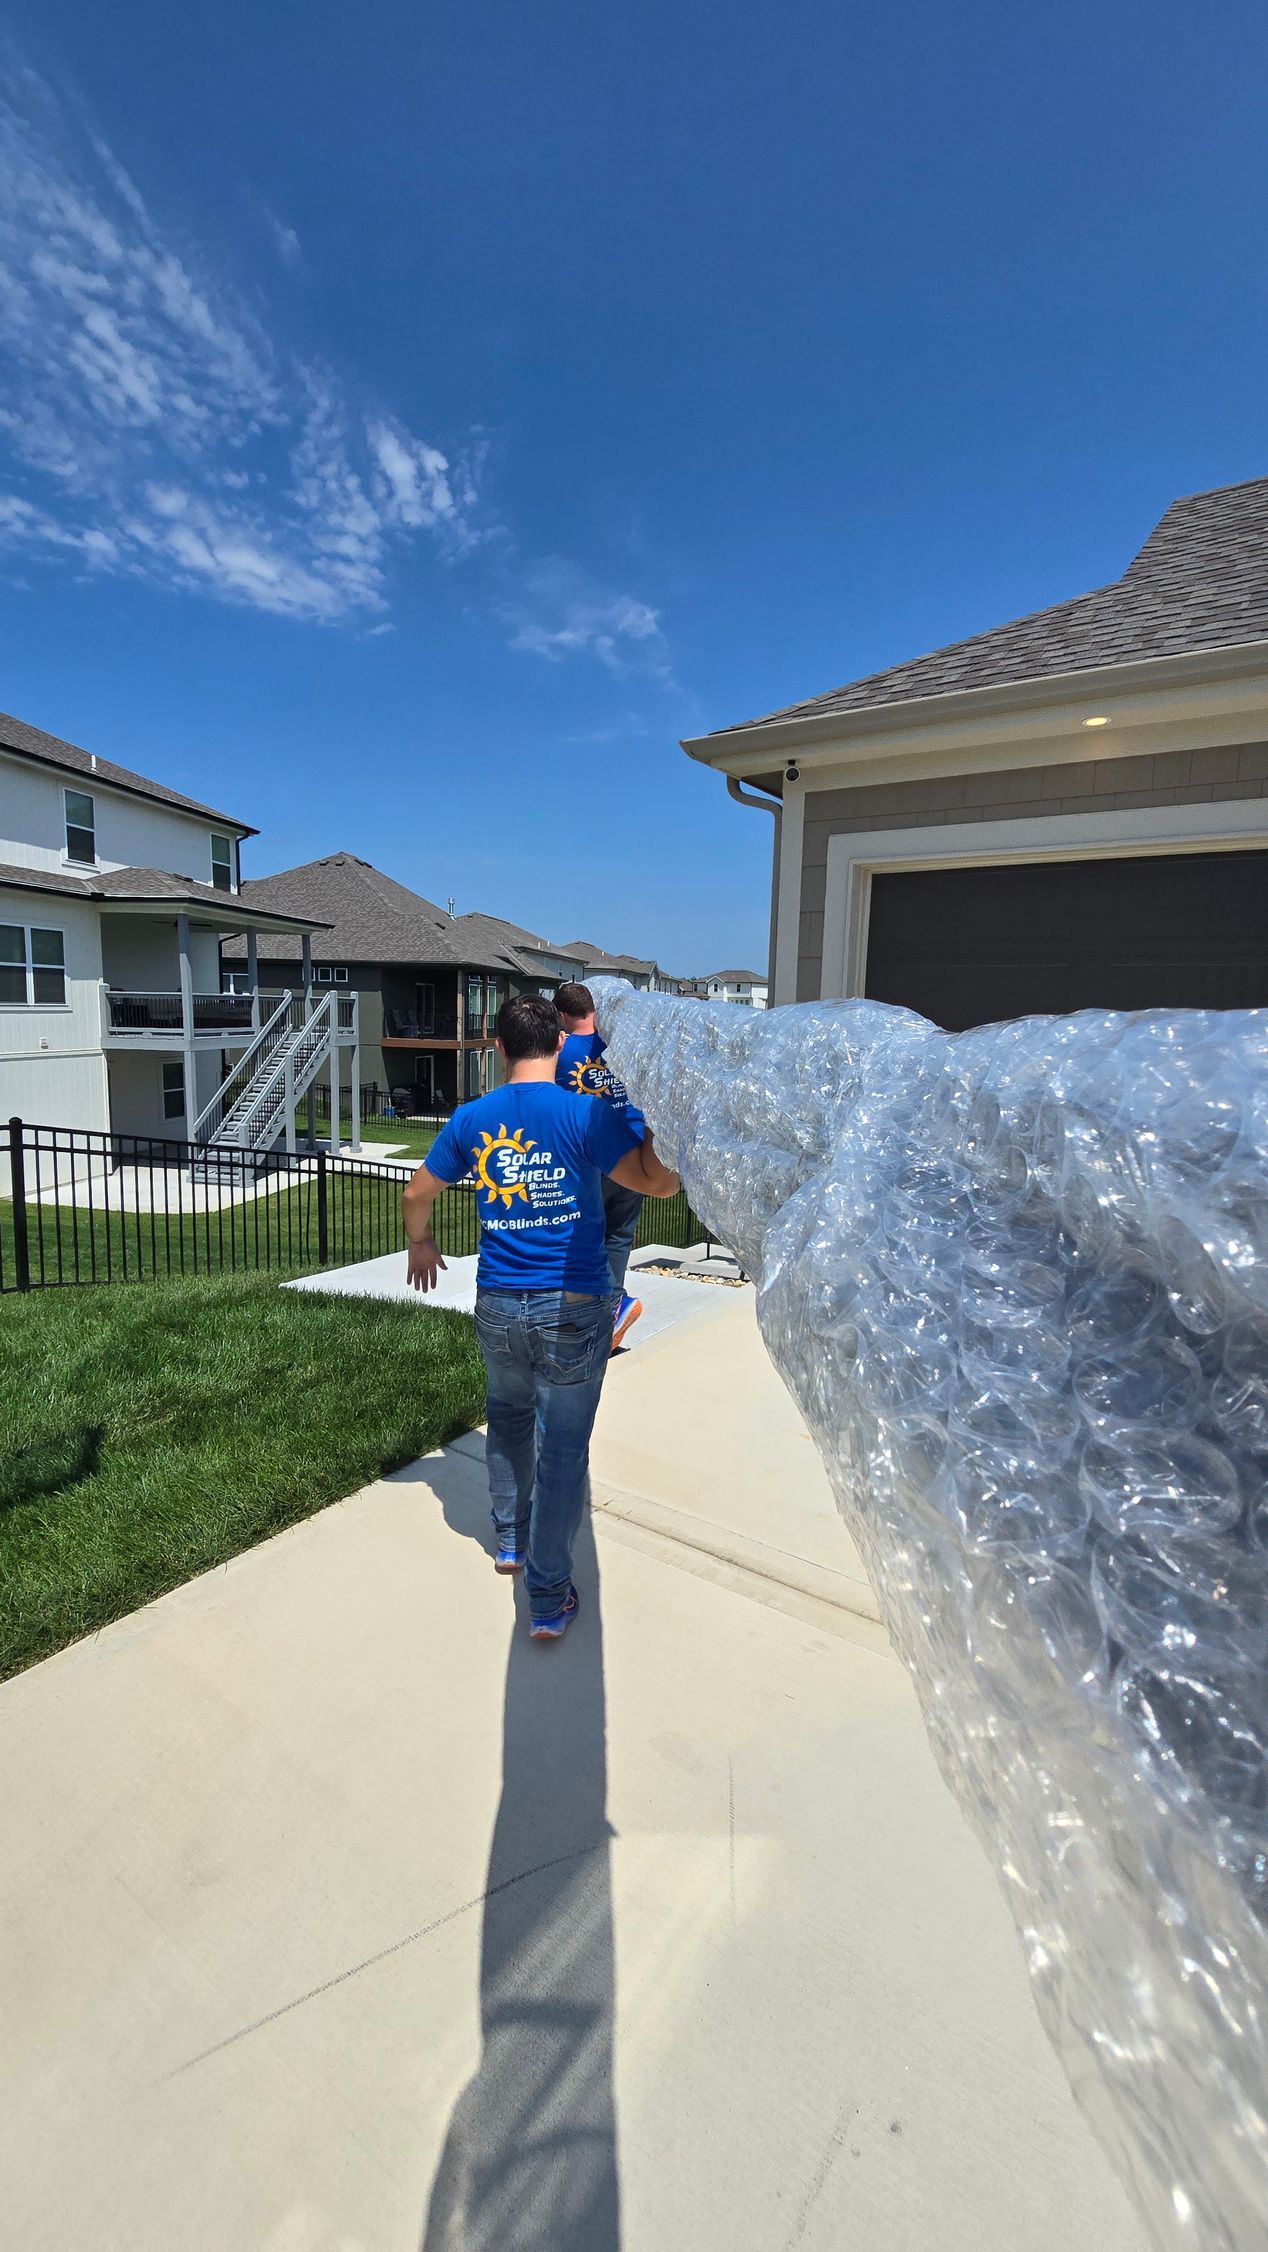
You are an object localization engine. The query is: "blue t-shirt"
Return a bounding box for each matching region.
[556,1033,646,1138]
[426,1081,641,1293]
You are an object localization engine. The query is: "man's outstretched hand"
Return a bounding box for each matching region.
[407,1238,447,1293]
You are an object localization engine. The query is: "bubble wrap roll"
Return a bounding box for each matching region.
[595,980,1268,2252]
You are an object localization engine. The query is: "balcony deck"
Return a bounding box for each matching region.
[101,990,359,1048]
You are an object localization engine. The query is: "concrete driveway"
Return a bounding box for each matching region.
[0,1283,1145,2252]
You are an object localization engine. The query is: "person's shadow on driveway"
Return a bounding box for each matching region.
[417,1451,622,2252]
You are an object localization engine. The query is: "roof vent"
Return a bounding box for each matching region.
[447,896,456,917]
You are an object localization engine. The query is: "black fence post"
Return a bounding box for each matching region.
[317,1149,329,1266]
[8,1117,31,1292]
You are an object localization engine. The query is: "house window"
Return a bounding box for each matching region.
[0,924,26,1005]
[210,834,234,892]
[64,788,96,865]
[162,1060,185,1120]
[31,928,66,1004]
[0,924,66,1006]
[315,965,348,985]
[333,966,348,983]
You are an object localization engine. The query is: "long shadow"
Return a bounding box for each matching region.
[1,1423,104,1513]
[421,1485,621,2252]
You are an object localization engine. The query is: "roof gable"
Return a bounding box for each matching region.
[715,476,1268,737]
[233,855,540,969]
[0,709,255,831]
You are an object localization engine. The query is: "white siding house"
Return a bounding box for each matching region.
[680,970,769,1007]
[0,710,334,1164]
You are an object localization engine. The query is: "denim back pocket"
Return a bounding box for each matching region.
[535,1305,606,1384]
[474,1306,513,1360]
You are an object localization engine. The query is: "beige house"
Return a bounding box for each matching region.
[683,476,1268,1026]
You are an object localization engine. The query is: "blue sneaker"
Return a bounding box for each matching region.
[529,1586,580,1640]
[495,1542,526,1574]
[611,1292,643,1352]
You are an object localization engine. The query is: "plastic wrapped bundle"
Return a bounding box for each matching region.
[595,980,1268,2252]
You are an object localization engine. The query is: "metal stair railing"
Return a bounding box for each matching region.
[211,992,338,1151]
[191,992,296,1145]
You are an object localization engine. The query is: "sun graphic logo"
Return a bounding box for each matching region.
[472,1125,536,1206]
[567,1056,606,1097]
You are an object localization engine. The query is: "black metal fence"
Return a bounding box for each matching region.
[1,1117,440,1293]
[1,1118,708,1293]
[302,1081,456,1128]
[304,1079,391,1126]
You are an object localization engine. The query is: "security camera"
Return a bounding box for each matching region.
[785,760,800,783]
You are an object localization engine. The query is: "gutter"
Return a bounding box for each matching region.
[725,776,782,997]
[684,634,1268,772]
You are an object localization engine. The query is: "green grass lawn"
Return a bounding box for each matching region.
[290,1114,441,1162]
[357,1117,441,1161]
[0,1275,486,1680]
[0,1169,482,1290]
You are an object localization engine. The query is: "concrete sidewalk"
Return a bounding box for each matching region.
[286,1241,740,1353]
[0,1293,1145,2252]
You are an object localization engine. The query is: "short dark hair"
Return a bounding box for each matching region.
[496,992,563,1060]
[554,981,595,1019]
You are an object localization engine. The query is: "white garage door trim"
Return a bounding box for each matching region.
[820,798,1268,1001]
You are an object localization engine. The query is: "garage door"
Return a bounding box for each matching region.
[863,848,1268,1031]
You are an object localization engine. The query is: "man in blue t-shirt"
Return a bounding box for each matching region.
[554,980,647,1351]
[403,992,679,1640]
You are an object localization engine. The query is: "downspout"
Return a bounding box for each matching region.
[726,776,782,1000]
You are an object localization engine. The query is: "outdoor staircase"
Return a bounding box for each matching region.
[191,992,341,1153]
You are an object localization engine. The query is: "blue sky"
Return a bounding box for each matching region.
[2,2,1267,974]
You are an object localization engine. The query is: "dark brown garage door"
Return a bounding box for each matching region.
[864,848,1268,1030]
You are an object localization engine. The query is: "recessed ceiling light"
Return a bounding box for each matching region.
[1082,715,1110,728]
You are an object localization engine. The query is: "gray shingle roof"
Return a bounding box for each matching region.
[0,861,323,927]
[224,855,542,970]
[454,909,557,952]
[0,709,255,831]
[717,476,1268,736]
[0,862,97,901]
[559,940,661,978]
[92,866,236,901]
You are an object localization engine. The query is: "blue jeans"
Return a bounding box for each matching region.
[475,1289,617,1620]
[601,1179,644,1297]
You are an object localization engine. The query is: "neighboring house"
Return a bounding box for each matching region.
[683,476,1268,1026]
[559,941,679,993]
[224,865,680,1107]
[680,970,769,1007]
[466,917,589,996]
[224,857,588,1110]
[0,710,336,1150]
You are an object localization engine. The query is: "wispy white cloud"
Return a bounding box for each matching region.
[264,208,303,270]
[367,416,458,535]
[562,710,657,745]
[502,557,672,679]
[0,55,673,671]
[0,61,477,620]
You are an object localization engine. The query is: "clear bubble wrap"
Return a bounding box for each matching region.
[595,981,1268,2250]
